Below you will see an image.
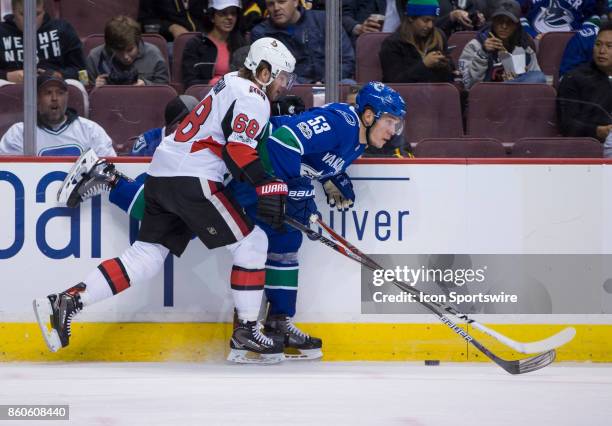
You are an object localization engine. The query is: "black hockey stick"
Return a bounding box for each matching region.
[285,216,557,375]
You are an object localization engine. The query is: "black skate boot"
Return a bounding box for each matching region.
[57,149,129,208]
[227,320,285,364]
[265,315,323,360]
[33,283,86,352]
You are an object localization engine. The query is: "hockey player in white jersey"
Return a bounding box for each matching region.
[33,37,297,364]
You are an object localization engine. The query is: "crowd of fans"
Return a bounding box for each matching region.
[0,0,610,157]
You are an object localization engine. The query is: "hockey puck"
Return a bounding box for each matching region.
[424,360,440,366]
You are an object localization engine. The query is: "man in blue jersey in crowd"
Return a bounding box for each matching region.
[56,81,406,360]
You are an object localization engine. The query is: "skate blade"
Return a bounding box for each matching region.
[32,298,62,352]
[283,348,323,361]
[227,349,285,364]
[57,149,98,203]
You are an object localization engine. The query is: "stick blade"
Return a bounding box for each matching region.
[503,350,556,375]
[516,327,576,354]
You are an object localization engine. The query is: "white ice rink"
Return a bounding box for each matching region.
[1,362,612,425]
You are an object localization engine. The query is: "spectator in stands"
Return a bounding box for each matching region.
[0,72,115,156]
[251,0,355,83]
[138,0,207,42]
[458,0,544,88]
[518,0,598,40]
[131,95,199,156]
[380,0,455,83]
[182,0,247,89]
[86,16,169,87]
[345,84,413,157]
[557,21,612,142]
[342,0,385,41]
[0,0,84,83]
[271,94,306,115]
[559,5,612,78]
[436,0,486,36]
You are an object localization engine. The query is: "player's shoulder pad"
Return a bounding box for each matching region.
[321,102,360,128]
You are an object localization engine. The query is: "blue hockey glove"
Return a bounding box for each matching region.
[286,177,319,225]
[322,173,355,212]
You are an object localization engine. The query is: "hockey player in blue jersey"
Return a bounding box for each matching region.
[56,81,406,360]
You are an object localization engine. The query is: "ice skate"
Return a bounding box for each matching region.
[265,315,322,360]
[227,320,285,364]
[57,149,127,208]
[33,283,85,352]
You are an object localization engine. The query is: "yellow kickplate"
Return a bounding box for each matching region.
[1,323,610,362]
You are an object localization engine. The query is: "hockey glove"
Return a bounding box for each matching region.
[256,178,288,229]
[286,177,319,225]
[322,173,355,212]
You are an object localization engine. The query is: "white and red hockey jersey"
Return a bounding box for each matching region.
[148,71,271,183]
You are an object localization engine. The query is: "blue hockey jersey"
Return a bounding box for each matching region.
[559,20,599,77]
[518,0,597,37]
[265,102,364,182]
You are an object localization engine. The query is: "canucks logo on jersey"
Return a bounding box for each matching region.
[534,0,574,32]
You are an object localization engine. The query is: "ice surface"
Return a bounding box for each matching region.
[1,362,611,425]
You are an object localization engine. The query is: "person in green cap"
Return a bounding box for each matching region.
[379,0,454,83]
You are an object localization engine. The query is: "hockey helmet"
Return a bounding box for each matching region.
[245,37,297,89]
[355,82,406,135]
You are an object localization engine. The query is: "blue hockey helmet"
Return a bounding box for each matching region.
[355,82,406,122]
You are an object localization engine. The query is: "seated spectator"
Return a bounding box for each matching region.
[518,0,598,40]
[436,0,486,36]
[271,94,306,116]
[380,0,455,83]
[458,0,544,89]
[131,95,199,156]
[345,84,413,157]
[0,0,84,83]
[557,21,612,142]
[251,0,355,83]
[87,16,169,87]
[138,0,207,42]
[182,0,248,89]
[342,0,385,41]
[0,72,115,156]
[559,5,612,77]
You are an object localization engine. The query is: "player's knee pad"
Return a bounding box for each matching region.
[120,241,169,282]
[268,227,303,254]
[227,225,268,269]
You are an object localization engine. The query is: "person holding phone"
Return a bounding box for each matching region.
[182,0,248,90]
[380,0,455,83]
[458,0,545,89]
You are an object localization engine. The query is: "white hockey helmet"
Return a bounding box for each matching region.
[244,37,296,89]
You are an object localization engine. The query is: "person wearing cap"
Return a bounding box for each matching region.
[518,0,598,40]
[251,0,355,83]
[557,21,612,144]
[380,0,455,83]
[182,0,248,89]
[458,0,545,89]
[0,72,115,156]
[130,95,200,156]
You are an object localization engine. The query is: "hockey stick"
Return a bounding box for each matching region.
[285,216,557,375]
[313,217,576,355]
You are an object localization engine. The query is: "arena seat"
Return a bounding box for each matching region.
[414,138,506,157]
[355,32,390,83]
[171,32,200,92]
[57,0,140,39]
[447,31,477,67]
[82,34,169,66]
[536,31,574,87]
[390,83,464,143]
[466,83,558,142]
[184,84,213,100]
[287,84,315,109]
[89,85,177,154]
[511,137,602,158]
[0,83,86,139]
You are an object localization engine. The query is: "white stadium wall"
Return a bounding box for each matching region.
[1,158,611,362]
